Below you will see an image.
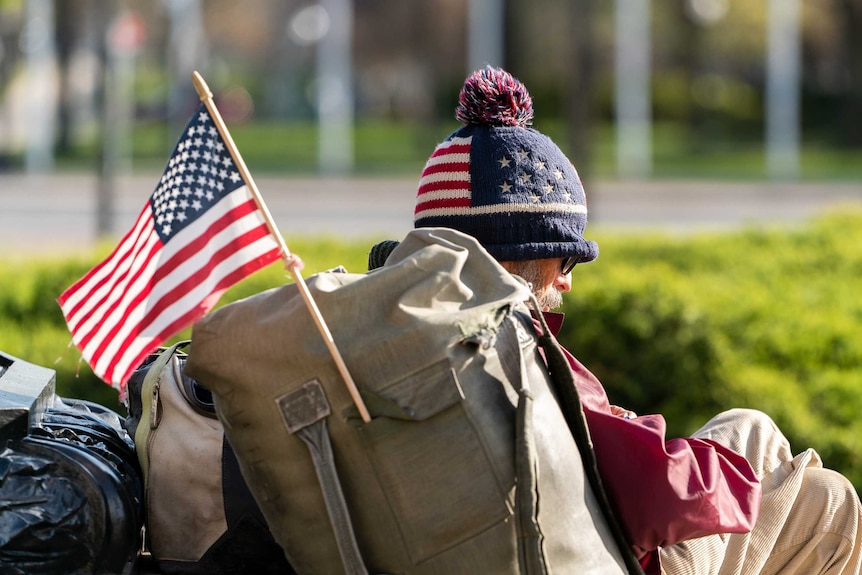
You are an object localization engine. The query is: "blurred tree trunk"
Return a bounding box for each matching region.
[96,1,119,238]
[54,0,84,155]
[838,0,862,146]
[0,9,23,163]
[265,1,297,119]
[503,0,522,74]
[674,1,696,138]
[567,0,596,185]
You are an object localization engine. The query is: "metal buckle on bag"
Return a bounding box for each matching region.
[150,381,161,430]
[277,379,331,434]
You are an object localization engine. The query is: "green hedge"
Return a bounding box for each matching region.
[558,207,862,487]
[3,210,862,490]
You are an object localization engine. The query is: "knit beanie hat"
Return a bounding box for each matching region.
[414,66,598,264]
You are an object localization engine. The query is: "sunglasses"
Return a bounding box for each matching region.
[561,256,578,275]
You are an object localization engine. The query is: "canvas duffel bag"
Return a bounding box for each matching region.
[186,227,640,574]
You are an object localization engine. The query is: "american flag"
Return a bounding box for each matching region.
[58,104,282,397]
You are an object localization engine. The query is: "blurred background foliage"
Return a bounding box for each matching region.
[0,0,861,178]
[558,208,862,486]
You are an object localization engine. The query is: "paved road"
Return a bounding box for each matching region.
[2,172,861,255]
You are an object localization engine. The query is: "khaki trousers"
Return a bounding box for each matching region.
[660,408,862,575]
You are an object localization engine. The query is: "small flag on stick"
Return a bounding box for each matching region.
[58,91,282,397]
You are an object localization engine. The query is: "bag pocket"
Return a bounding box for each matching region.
[357,358,511,565]
[144,357,227,563]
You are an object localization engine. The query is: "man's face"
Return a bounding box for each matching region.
[500,258,572,311]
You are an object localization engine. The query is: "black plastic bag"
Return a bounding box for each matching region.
[0,398,142,574]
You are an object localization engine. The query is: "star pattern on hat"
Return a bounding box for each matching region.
[494,149,575,204]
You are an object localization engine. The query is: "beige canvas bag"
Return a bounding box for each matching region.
[129,341,291,574]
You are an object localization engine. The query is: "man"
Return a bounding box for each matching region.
[397,65,862,574]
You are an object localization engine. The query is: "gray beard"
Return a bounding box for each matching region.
[507,260,563,311]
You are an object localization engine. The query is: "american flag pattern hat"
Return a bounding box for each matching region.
[414,66,598,264]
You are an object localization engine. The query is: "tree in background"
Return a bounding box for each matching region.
[837,0,862,147]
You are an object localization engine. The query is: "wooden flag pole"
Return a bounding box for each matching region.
[192,71,371,423]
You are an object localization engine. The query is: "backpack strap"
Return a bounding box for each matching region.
[134,340,191,480]
[528,297,645,575]
[279,379,369,575]
[496,315,550,575]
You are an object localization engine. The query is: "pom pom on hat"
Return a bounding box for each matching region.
[455,66,534,128]
[414,66,598,265]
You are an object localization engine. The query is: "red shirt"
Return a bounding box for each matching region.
[542,312,761,573]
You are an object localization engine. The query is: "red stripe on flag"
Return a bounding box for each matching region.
[106,221,274,362]
[86,201,268,374]
[59,207,155,323]
[70,231,161,352]
[70,234,160,351]
[149,198,262,286]
[57,203,152,309]
[77,246,162,370]
[101,226,280,384]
